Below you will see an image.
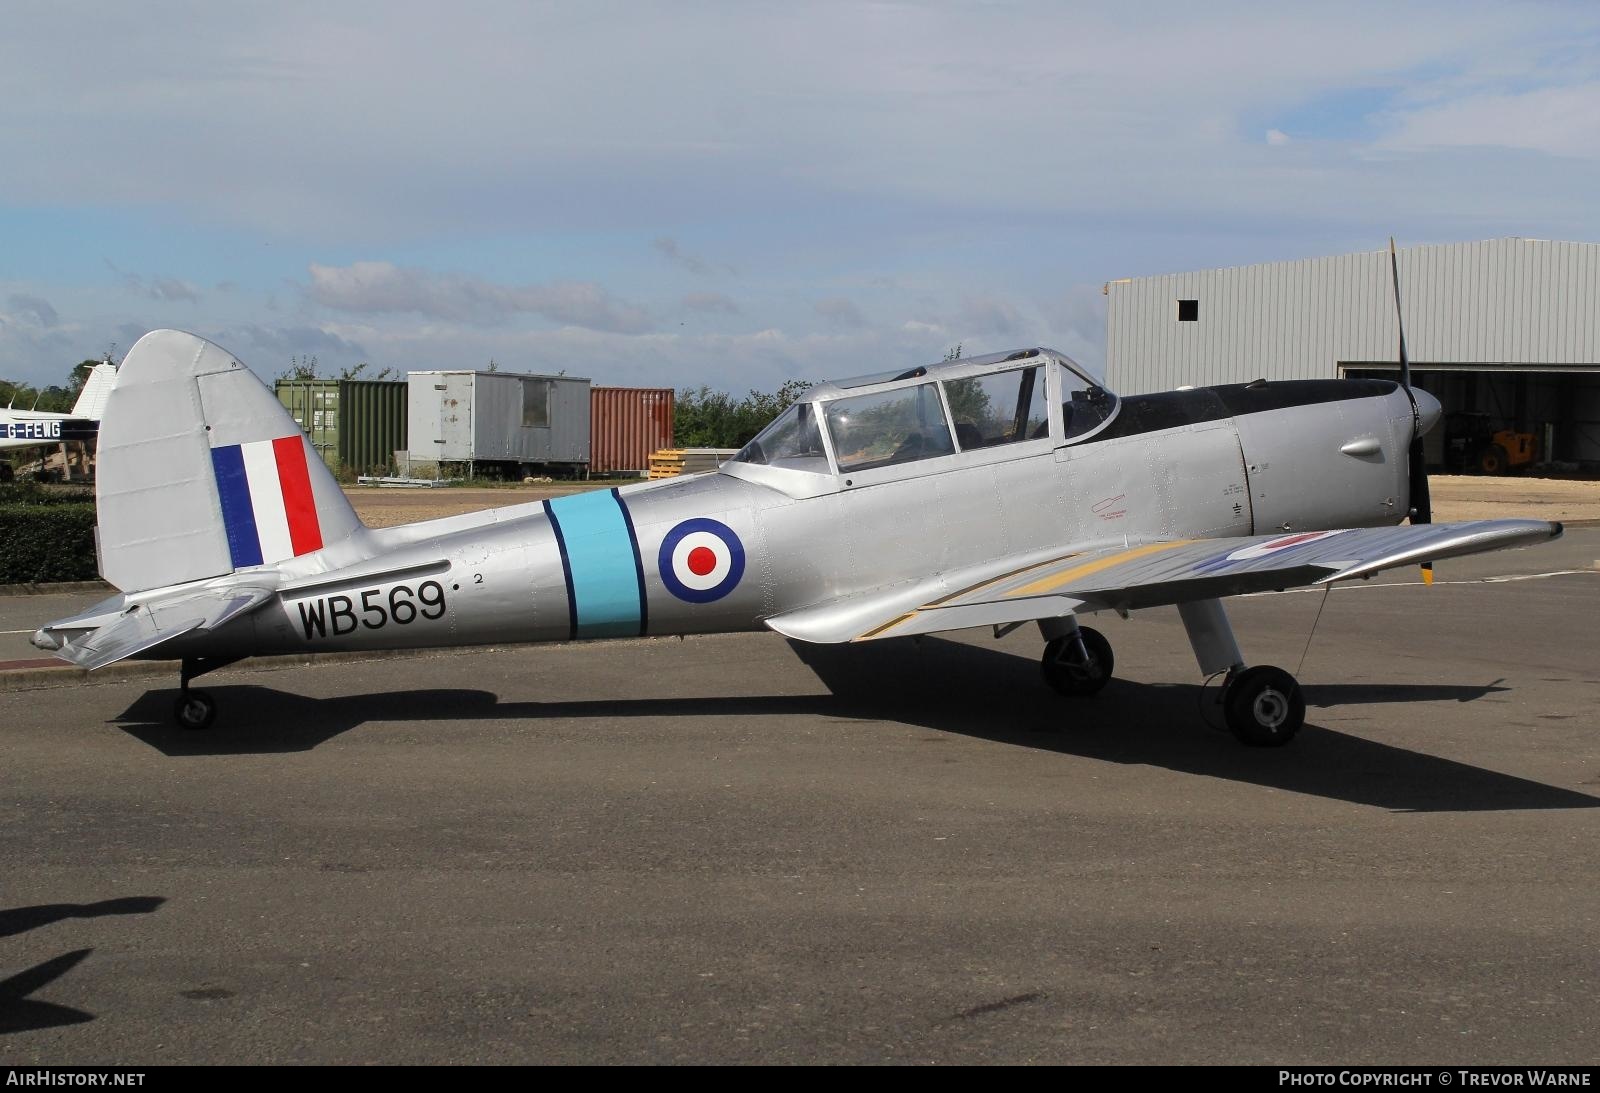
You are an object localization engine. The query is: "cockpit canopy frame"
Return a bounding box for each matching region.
[723,347,1118,498]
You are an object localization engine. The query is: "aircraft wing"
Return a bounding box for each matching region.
[765,519,1562,644]
[55,585,275,671]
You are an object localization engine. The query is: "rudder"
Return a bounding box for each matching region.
[69,360,119,420]
[96,330,366,592]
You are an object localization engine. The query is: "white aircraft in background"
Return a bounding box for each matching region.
[0,361,119,453]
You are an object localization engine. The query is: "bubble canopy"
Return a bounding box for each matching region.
[726,347,1115,493]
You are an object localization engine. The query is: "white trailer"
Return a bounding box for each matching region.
[407,370,592,478]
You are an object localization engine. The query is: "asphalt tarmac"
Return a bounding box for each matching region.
[2,533,1598,1064]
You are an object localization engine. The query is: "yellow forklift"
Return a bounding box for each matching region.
[1442,411,1538,475]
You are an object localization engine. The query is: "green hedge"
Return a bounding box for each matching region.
[0,484,99,583]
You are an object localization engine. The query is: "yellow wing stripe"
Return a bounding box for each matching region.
[1007,540,1195,597]
[925,551,1086,607]
[856,612,918,640]
[852,555,1087,641]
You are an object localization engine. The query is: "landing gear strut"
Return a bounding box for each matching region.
[171,656,238,731]
[1181,598,1304,746]
[1035,600,1308,746]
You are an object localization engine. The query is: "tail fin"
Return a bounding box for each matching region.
[69,361,119,420]
[96,330,366,593]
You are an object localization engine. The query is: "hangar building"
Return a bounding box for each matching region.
[1104,238,1600,468]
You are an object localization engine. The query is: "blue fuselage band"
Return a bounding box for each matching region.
[544,490,645,639]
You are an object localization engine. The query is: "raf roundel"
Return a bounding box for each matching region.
[659,518,746,604]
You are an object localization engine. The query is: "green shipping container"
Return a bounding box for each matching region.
[275,378,408,477]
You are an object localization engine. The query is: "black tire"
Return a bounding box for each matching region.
[1223,666,1304,746]
[173,690,217,731]
[1041,627,1114,696]
[1479,444,1509,476]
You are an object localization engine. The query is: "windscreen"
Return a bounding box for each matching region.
[729,401,830,474]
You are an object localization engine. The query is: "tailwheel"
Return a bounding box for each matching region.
[1222,666,1303,746]
[1041,627,1114,696]
[173,690,217,731]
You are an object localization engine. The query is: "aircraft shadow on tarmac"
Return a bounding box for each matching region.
[0,898,164,1035]
[0,950,95,1035]
[110,637,1597,814]
[0,897,165,940]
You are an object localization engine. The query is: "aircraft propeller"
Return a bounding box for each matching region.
[1389,237,1434,583]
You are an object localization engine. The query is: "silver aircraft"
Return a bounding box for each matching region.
[34,329,1560,744]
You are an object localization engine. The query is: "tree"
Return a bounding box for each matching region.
[673,379,813,448]
[942,376,993,426]
[276,356,396,382]
[68,359,100,395]
[280,355,320,381]
[339,361,395,381]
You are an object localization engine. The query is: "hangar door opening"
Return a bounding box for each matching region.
[1339,364,1600,474]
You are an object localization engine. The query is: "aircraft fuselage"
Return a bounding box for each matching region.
[135,374,1429,663]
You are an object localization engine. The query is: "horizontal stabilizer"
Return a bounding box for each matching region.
[56,585,274,671]
[278,557,449,596]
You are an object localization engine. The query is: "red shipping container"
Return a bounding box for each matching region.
[590,387,675,474]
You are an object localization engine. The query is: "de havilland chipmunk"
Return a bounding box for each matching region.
[31,257,1562,744]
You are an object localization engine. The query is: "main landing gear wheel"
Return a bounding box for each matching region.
[173,690,217,731]
[1041,627,1114,696]
[1222,666,1303,746]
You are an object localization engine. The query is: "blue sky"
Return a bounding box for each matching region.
[4,1,1600,392]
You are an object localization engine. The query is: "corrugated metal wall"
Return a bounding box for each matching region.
[591,387,674,473]
[276,379,341,469]
[276,378,408,476]
[1107,238,1600,394]
[338,380,408,475]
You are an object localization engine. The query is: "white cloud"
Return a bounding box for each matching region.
[280,318,952,394]
[1379,83,1600,160]
[306,262,653,334]
[1048,283,1111,375]
[6,3,1597,237]
[105,263,202,304]
[653,237,730,277]
[959,297,1025,339]
[224,324,370,365]
[0,302,80,383]
[813,297,866,328]
[682,291,740,314]
[5,3,1600,388]
[5,294,58,328]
